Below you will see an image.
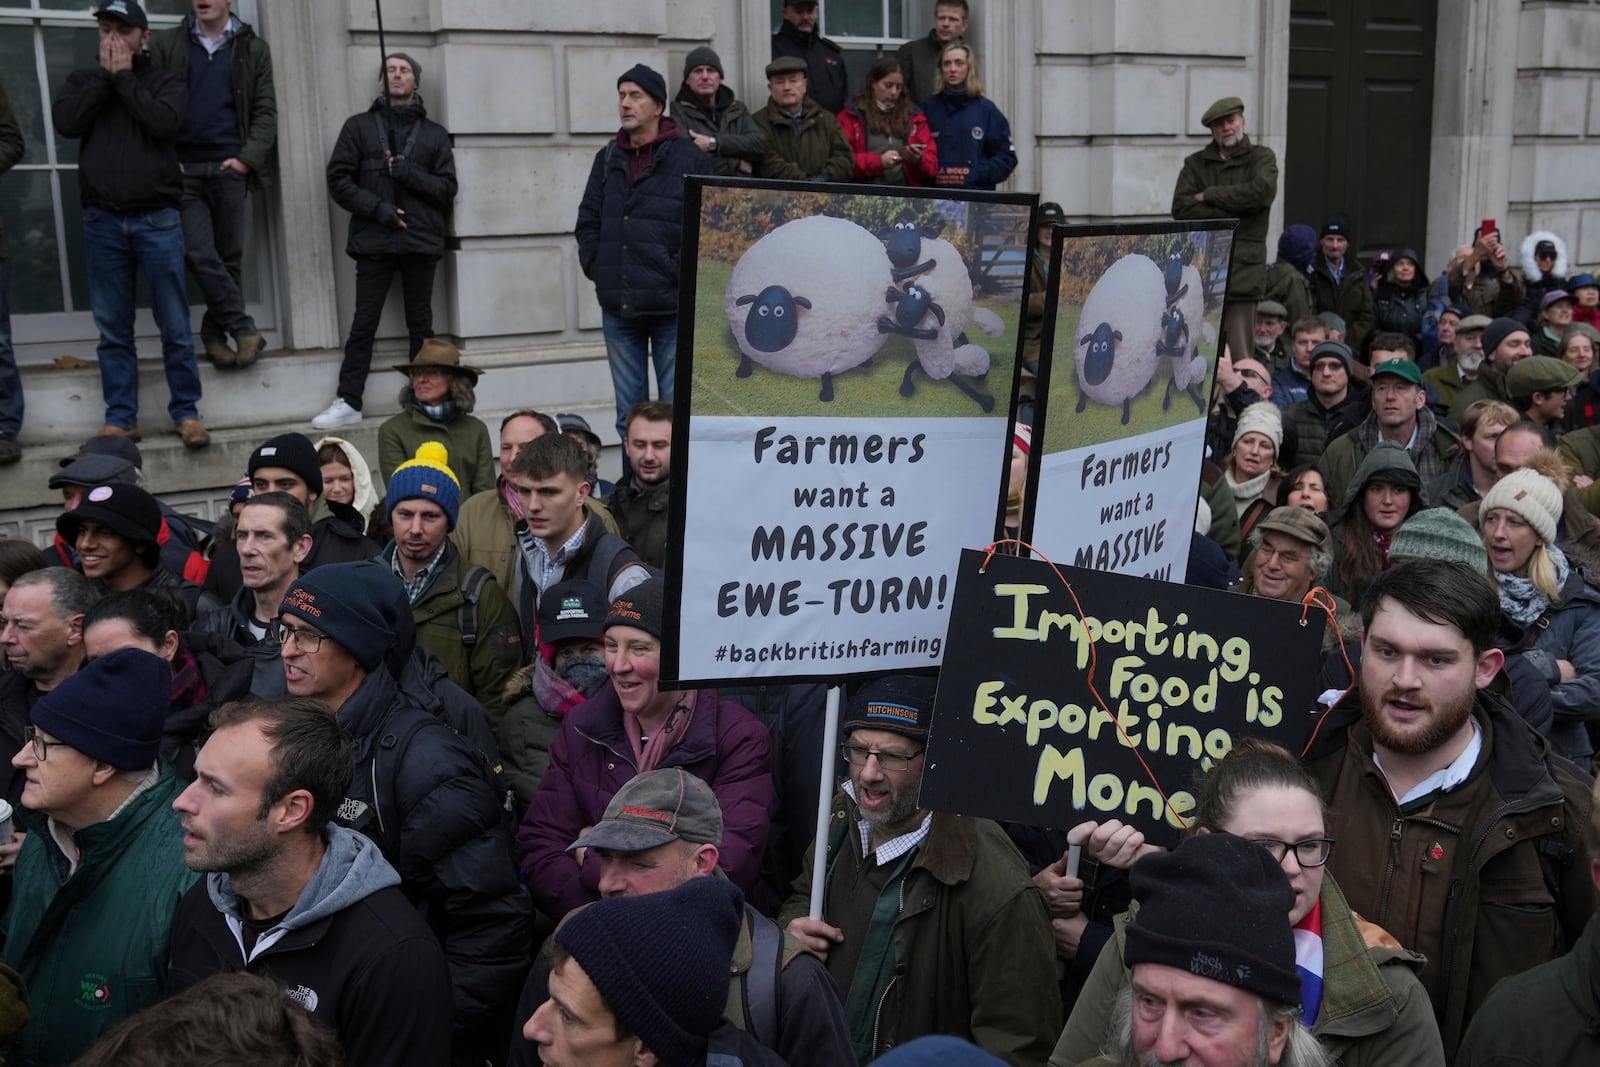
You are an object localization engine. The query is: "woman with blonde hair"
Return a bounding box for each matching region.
[921,41,1016,190]
[1480,450,1600,762]
[1224,402,1284,542]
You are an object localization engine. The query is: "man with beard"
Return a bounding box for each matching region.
[780,675,1060,1065]
[168,697,450,1067]
[1305,558,1592,1058]
[1424,313,1489,415]
[608,400,672,569]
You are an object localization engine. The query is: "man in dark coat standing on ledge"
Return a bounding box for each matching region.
[771,0,848,114]
[576,64,710,447]
[1172,96,1278,369]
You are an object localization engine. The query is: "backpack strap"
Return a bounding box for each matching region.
[742,907,782,1051]
[455,565,494,650]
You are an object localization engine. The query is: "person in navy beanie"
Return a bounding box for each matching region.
[2,646,200,1064]
[527,877,750,1067]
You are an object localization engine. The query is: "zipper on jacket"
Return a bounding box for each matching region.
[1377,816,1403,924]
[870,871,912,1057]
[370,758,385,837]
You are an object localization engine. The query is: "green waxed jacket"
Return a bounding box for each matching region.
[1171,136,1277,302]
[378,403,496,498]
[779,791,1061,1066]
[148,14,278,188]
[1,765,198,1066]
[1051,875,1445,1067]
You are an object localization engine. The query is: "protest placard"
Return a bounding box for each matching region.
[662,179,1034,686]
[1020,223,1236,578]
[919,549,1325,842]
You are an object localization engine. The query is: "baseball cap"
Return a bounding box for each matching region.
[1372,358,1423,386]
[569,768,724,853]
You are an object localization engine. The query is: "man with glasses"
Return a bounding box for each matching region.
[1,648,197,1065]
[1305,559,1593,1057]
[273,561,531,1066]
[779,674,1060,1065]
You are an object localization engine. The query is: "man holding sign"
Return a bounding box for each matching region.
[779,675,1060,1065]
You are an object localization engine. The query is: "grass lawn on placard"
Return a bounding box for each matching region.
[1041,302,1218,456]
[688,260,1021,419]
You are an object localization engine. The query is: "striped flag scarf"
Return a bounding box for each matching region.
[1293,897,1324,1026]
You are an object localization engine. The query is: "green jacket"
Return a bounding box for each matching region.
[2,766,198,1066]
[1050,876,1444,1067]
[753,97,853,182]
[379,540,522,729]
[1558,426,1600,517]
[1456,911,1600,1066]
[1448,367,1512,424]
[1309,253,1376,355]
[0,77,23,259]
[1263,260,1314,331]
[451,486,619,601]
[1318,409,1466,508]
[779,791,1061,1066]
[378,404,496,498]
[1171,136,1277,301]
[147,14,278,189]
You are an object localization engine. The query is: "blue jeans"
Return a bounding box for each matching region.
[601,311,675,442]
[83,206,202,428]
[0,259,20,435]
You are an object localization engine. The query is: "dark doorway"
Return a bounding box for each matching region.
[1286,0,1437,260]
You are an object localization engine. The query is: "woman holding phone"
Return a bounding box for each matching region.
[837,56,938,186]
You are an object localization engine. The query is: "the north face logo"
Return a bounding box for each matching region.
[285,984,320,1012]
[336,797,368,822]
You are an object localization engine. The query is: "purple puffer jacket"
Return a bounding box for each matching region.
[516,684,773,920]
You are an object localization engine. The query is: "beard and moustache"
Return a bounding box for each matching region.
[558,655,610,698]
[1456,348,1485,374]
[1360,680,1476,755]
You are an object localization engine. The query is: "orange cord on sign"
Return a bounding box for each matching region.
[1296,585,1349,758]
[979,539,1187,830]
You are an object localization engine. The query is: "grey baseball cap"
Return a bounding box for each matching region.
[568,768,724,853]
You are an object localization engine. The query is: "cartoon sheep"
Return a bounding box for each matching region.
[886,234,1005,411]
[1072,253,1167,424]
[1161,261,1211,412]
[724,216,893,401]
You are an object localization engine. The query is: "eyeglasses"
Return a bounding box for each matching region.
[1237,368,1268,383]
[841,743,924,772]
[1247,836,1335,867]
[269,620,328,653]
[23,725,68,763]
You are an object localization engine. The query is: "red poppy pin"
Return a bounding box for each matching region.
[1429,843,1444,861]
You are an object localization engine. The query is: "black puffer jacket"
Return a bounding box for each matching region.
[576,118,710,317]
[326,95,456,258]
[332,666,531,1061]
[1373,274,1431,348]
[52,54,185,213]
[672,83,764,177]
[204,502,378,603]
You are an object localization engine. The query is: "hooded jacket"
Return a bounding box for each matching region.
[168,826,452,1067]
[516,685,773,919]
[52,53,185,214]
[147,12,277,189]
[1306,687,1593,1057]
[671,82,764,177]
[1517,230,1570,324]
[2,766,198,1067]
[576,116,711,318]
[329,665,531,1057]
[326,95,456,258]
[1050,875,1445,1067]
[314,435,379,522]
[1373,250,1432,345]
[1321,444,1425,601]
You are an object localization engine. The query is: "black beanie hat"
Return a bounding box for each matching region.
[1320,212,1353,240]
[1124,832,1301,1007]
[249,433,324,497]
[683,46,724,81]
[605,576,663,638]
[556,877,743,1067]
[1481,316,1529,359]
[843,673,938,742]
[31,648,170,770]
[278,562,399,672]
[55,482,161,548]
[619,63,668,107]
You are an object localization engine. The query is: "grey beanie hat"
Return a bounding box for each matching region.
[683,46,724,81]
[386,52,421,84]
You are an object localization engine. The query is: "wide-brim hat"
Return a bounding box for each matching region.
[393,338,482,382]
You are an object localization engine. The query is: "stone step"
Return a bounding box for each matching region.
[0,340,624,531]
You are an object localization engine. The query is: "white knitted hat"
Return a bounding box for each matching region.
[1232,402,1283,454]
[1480,468,1562,547]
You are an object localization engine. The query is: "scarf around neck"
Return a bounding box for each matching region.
[1226,467,1271,508]
[624,691,698,772]
[1498,544,1570,626]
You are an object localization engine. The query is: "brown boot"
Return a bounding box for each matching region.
[234,332,266,368]
[177,418,210,449]
[98,423,142,442]
[204,337,237,368]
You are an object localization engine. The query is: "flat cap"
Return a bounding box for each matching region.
[765,56,807,79]
[1201,96,1244,127]
[1255,506,1330,551]
[1456,314,1493,333]
[1507,355,1583,400]
[1256,300,1288,319]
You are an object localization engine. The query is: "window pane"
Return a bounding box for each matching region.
[59,168,89,312]
[3,170,65,314]
[0,26,50,166]
[826,0,884,38]
[143,0,194,15]
[42,23,98,166]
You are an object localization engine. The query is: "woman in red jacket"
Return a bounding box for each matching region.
[837,56,938,186]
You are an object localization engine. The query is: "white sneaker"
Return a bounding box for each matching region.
[311,398,362,430]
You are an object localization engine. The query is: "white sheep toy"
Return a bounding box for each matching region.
[1161,260,1211,412]
[1072,253,1167,424]
[724,216,894,401]
[878,234,1005,411]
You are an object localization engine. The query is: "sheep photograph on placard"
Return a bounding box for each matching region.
[686,183,1029,418]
